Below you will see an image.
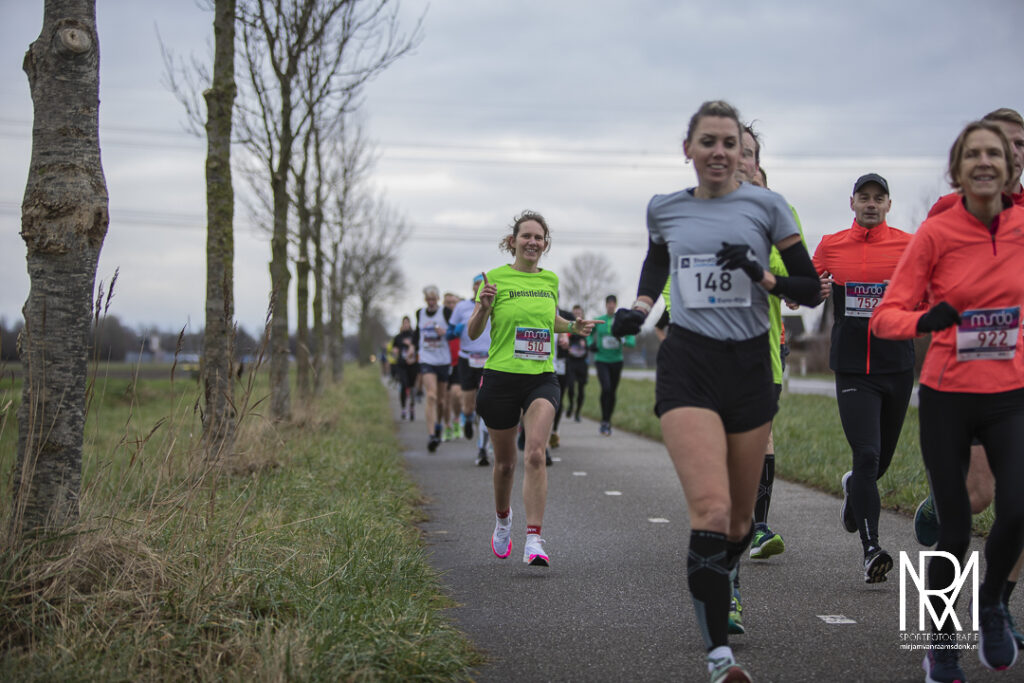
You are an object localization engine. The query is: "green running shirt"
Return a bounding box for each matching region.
[477,264,559,375]
[591,313,635,363]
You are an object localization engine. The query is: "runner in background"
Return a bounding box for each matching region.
[468,211,601,568]
[591,294,636,435]
[443,291,463,441]
[738,128,805,567]
[564,303,590,422]
[449,274,493,465]
[416,286,451,453]
[813,173,914,585]
[872,120,1024,681]
[392,316,419,421]
[613,100,822,683]
[550,306,575,448]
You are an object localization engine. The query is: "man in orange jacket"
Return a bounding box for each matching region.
[813,173,915,584]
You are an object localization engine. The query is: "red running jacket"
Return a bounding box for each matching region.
[813,220,915,374]
[870,200,1024,393]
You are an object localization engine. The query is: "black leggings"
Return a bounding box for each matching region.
[596,361,624,422]
[553,371,570,431]
[398,364,419,407]
[835,370,914,551]
[566,359,587,417]
[919,385,1024,634]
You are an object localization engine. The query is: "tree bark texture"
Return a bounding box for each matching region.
[15,0,108,535]
[201,0,238,459]
[294,161,311,401]
[328,247,344,383]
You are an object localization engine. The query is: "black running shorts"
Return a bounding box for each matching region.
[655,325,777,433]
[476,369,561,430]
[457,356,485,392]
[419,363,451,382]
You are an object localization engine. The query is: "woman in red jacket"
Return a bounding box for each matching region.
[813,173,915,585]
[871,121,1024,681]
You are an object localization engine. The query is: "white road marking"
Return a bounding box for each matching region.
[572,471,587,476]
[648,518,670,524]
[817,615,856,624]
[552,457,562,462]
[605,491,622,496]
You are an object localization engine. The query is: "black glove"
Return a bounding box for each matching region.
[612,307,645,337]
[916,301,961,333]
[715,242,764,282]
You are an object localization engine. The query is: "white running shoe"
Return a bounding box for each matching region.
[523,534,549,566]
[491,515,512,559]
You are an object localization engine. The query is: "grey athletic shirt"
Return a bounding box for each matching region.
[647,182,799,341]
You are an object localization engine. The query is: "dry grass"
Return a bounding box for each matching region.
[0,361,480,681]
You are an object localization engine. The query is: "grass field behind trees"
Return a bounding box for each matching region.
[0,364,481,681]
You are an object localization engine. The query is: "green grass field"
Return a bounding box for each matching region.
[576,376,995,535]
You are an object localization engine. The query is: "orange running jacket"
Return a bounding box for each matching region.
[813,220,915,374]
[870,199,1024,393]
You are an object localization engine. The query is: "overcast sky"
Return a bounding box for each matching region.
[2,0,1023,338]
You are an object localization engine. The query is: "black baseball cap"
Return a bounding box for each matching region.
[853,173,889,195]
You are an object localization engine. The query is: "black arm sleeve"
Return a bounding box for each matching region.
[637,238,670,301]
[771,242,822,307]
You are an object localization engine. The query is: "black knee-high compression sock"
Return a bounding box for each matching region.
[688,530,731,651]
[754,453,775,525]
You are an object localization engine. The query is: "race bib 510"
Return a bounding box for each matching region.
[514,327,552,361]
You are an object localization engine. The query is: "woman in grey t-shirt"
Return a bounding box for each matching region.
[612,100,821,683]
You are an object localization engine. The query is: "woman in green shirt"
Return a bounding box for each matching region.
[468,211,600,567]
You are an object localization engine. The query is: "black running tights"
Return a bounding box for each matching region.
[835,370,914,551]
[919,386,1024,634]
[596,361,623,422]
[553,371,570,431]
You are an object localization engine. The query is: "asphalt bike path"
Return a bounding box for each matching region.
[393,386,990,682]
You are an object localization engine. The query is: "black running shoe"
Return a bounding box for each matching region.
[980,601,1019,671]
[427,435,440,453]
[864,546,893,584]
[475,448,489,467]
[464,419,473,440]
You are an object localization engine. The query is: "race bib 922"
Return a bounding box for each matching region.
[956,306,1020,361]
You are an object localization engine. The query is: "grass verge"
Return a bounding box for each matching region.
[0,363,481,681]
[579,376,995,536]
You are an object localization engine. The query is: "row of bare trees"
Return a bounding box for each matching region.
[13,0,418,538]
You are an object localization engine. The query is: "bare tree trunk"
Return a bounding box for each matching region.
[329,251,345,382]
[14,0,108,536]
[269,108,292,420]
[294,193,311,401]
[201,0,237,460]
[357,298,373,366]
[311,131,326,395]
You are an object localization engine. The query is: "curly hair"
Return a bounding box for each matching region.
[499,210,552,256]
